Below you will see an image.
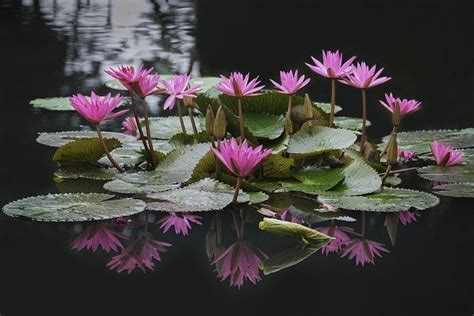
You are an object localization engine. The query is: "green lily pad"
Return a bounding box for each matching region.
[244,113,285,140]
[287,125,357,155]
[281,166,345,194]
[259,217,333,243]
[248,191,270,204]
[103,179,179,194]
[417,165,474,183]
[433,183,474,198]
[147,116,203,139]
[287,206,356,224]
[262,154,294,179]
[53,138,121,166]
[37,131,136,148]
[2,193,146,222]
[30,96,128,111]
[54,166,119,180]
[319,187,440,212]
[267,134,289,154]
[98,147,146,167]
[334,116,371,131]
[147,178,249,212]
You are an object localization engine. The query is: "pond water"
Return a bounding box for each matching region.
[0,1,472,315]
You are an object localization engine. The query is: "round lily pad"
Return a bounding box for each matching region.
[417,165,474,183]
[30,96,128,111]
[37,131,136,148]
[244,113,285,140]
[147,116,203,139]
[433,183,474,198]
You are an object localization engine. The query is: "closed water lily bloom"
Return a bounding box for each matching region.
[340,62,391,89]
[340,238,389,266]
[158,212,203,236]
[270,70,310,95]
[380,93,422,116]
[213,240,268,289]
[211,138,272,178]
[161,74,202,110]
[105,65,154,91]
[398,148,416,162]
[430,141,464,166]
[217,72,265,97]
[122,117,140,138]
[317,226,353,255]
[306,50,356,78]
[72,223,126,253]
[69,92,127,124]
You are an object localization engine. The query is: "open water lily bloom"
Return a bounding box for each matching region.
[135,73,160,97]
[430,141,464,166]
[161,74,202,110]
[69,92,127,124]
[105,65,154,90]
[340,62,391,89]
[217,72,265,97]
[380,93,422,116]
[158,212,203,236]
[340,238,389,266]
[306,50,356,78]
[122,116,140,138]
[270,70,310,95]
[72,223,126,253]
[398,148,416,162]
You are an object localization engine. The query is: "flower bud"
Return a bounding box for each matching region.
[391,103,401,127]
[183,96,194,107]
[205,107,215,137]
[285,112,294,135]
[303,94,314,120]
[386,133,398,165]
[213,106,227,139]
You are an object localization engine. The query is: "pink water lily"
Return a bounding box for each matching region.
[211,138,272,178]
[107,237,172,274]
[398,211,420,225]
[306,50,356,78]
[105,65,155,91]
[317,226,353,255]
[430,141,464,166]
[217,72,265,97]
[213,240,268,289]
[340,62,391,89]
[122,117,140,138]
[134,73,160,97]
[270,70,310,95]
[380,93,422,116]
[69,92,127,124]
[161,74,202,110]
[278,209,303,224]
[340,238,389,266]
[398,148,416,162]
[158,212,203,236]
[72,223,126,253]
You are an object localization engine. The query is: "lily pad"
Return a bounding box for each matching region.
[54,166,119,180]
[98,147,146,167]
[147,178,249,212]
[248,191,270,204]
[105,76,220,94]
[319,187,440,212]
[147,116,203,139]
[262,154,294,179]
[417,165,474,183]
[433,183,474,198]
[244,113,285,140]
[259,217,333,244]
[287,125,357,155]
[53,138,121,166]
[281,166,345,194]
[287,206,356,224]
[103,179,179,194]
[30,96,128,111]
[334,116,371,131]
[2,193,146,222]
[37,131,136,148]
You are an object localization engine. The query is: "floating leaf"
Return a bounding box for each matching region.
[98,147,145,167]
[30,96,128,111]
[259,218,333,244]
[433,183,474,198]
[244,113,285,140]
[37,131,136,148]
[334,116,371,131]
[287,206,356,224]
[53,138,121,166]
[105,76,220,94]
[2,193,146,222]
[287,125,357,155]
[267,134,289,154]
[248,192,270,204]
[281,166,345,194]
[263,154,294,179]
[417,165,474,183]
[319,187,440,212]
[147,116,203,139]
[54,166,118,180]
[103,179,178,194]
[147,178,249,212]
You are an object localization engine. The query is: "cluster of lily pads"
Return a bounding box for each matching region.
[3,50,474,267]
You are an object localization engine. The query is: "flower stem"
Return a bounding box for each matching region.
[381,125,399,157]
[95,124,124,173]
[329,79,336,127]
[360,89,367,154]
[379,166,418,176]
[287,94,293,114]
[232,177,242,204]
[215,141,222,180]
[237,98,245,144]
[130,91,153,167]
[187,106,199,136]
[232,211,242,240]
[141,97,157,168]
[177,100,187,135]
[381,164,392,184]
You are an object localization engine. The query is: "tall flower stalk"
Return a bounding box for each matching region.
[306,50,356,127]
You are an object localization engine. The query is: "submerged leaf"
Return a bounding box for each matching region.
[2,193,146,222]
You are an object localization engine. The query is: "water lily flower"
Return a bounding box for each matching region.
[107,237,172,274]
[380,93,422,117]
[306,50,356,79]
[430,141,464,166]
[213,240,268,289]
[217,72,264,97]
[72,223,126,253]
[278,209,303,224]
[135,73,160,98]
[340,62,391,89]
[161,74,202,110]
[270,70,310,95]
[398,148,416,162]
[398,211,420,225]
[69,92,127,124]
[340,238,389,266]
[122,116,140,138]
[105,65,154,91]
[158,212,203,236]
[317,226,353,255]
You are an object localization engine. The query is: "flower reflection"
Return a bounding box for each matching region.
[316,226,353,255]
[398,211,420,225]
[72,223,126,253]
[278,209,302,224]
[158,212,203,236]
[340,238,389,266]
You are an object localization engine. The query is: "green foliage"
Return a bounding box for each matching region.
[147,116,203,139]
[53,138,121,166]
[37,131,136,148]
[259,217,333,243]
[30,96,128,111]
[433,183,474,198]
[417,165,474,183]
[262,154,294,179]
[244,113,285,140]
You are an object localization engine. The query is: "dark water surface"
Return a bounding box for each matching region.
[0,1,473,315]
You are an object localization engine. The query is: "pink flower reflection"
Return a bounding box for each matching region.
[340,238,389,266]
[158,212,203,236]
[316,226,353,255]
[72,223,126,253]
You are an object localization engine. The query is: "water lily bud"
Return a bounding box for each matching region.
[214,106,226,139]
[183,96,194,107]
[391,103,401,127]
[303,94,314,120]
[205,107,215,137]
[386,133,398,165]
[285,112,294,135]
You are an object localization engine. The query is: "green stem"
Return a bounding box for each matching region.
[287,94,293,114]
[360,89,367,154]
[381,125,399,157]
[238,98,245,144]
[215,141,222,180]
[130,91,153,166]
[141,97,156,168]
[329,79,336,127]
[381,164,392,184]
[95,124,124,173]
[232,177,242,204]
[379,166,418,176]
[187,106,199,136]
[177,100,187,135]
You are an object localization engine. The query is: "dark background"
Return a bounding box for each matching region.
[0,0,473,315]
